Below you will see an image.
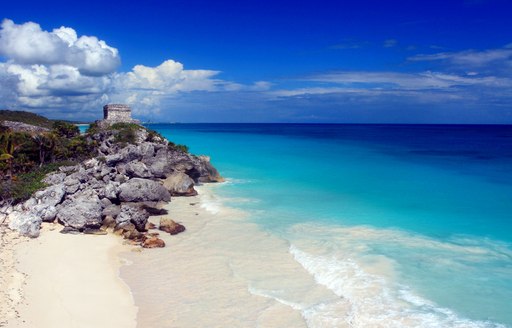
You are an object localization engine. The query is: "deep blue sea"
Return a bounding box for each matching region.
[148,123,512,327]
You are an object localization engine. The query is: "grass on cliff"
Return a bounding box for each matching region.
[0,110,54,129]
[0,161,77,203]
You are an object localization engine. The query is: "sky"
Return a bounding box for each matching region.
[1,0,512,123]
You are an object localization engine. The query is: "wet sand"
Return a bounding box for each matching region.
[121,185,347,328]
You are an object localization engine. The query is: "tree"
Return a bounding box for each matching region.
[52,121,79,138]
[32,132,58,167]
[0,131,27,178]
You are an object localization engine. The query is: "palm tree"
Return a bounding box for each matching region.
[32,132,58,167]
[0,131,25,178]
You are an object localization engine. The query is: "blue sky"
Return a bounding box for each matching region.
[1,0,511,123]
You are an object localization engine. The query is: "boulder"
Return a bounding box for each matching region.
[195,155,224,183]
[33,184,65,207]
[102,204,121,218]
[159,218,186,235]
[32,204,58,222]
[98,181,119,200]
[138,142,155,160]
[148,160,172,178]
[118,178,171,202]
[100,197,112,208]
[56,190,103,230]
[7,211,42,238]
[63,178,80,194]
[114,221,142,240]
[116,204,149,232]
[142,236,165,248]
[162,172,197,196]
[124,161,152,178]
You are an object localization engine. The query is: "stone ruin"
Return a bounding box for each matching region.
[102,104,140,124]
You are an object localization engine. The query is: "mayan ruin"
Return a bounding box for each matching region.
[102,104,139,124]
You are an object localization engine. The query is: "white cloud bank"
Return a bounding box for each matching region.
[0,19,120,76]
[0,19,246,118]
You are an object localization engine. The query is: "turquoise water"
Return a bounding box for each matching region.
[149,124,512,327]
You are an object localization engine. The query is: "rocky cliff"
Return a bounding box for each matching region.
[0,123,222,247]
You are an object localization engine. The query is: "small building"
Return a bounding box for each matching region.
[103,104,139,123]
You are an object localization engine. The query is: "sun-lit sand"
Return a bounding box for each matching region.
[121,185,348,328]
[4,224,137,328]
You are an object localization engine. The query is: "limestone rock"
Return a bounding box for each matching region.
[159,218,186,235]
[32,204,58,222]
[142,236,165,248]
[162,172,197,196]
[118,178,170,202]
[56,190,102,230]
[33,184,65,207]
[102,204,121,218]
[7,211,42,238]
[42,172,66,185]
[116,204,149,232]
[124,161,152,178]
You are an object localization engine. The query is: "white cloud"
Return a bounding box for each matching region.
[0,19,264,118]
[303,71,511,90]
[118,59,219,92]
[408,46,512,72]
[0,19,120,75]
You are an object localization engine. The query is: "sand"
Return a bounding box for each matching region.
[1,223,137,328]
[121,185,347,328]
[0,224,27,326]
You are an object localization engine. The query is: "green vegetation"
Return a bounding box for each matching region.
[0,110,193,204]
[0,110,54,128]
[111,122,140,145]
[85,121,100,135]
[146,128,164,142]
[52,120,80,138]
[168,141,189,153]
[0,114,95,203]
[0,161,77,203]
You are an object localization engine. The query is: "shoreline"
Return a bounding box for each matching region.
[119,184,345,328]
[2,223,137,328]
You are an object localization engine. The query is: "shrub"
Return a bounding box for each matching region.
[167,141,189,153]
[0,161,76,203]
[52,121,80,138]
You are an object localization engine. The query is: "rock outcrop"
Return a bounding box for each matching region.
[118,178,170,202]
[1,122,222,248]
[163,172,197,196]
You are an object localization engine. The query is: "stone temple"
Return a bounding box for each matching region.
[102,104,139,124]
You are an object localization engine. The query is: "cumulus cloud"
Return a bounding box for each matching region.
[0,19,259,118]
[118,60,220,92]
[0,19,120,75]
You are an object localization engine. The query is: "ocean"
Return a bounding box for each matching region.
[141,123,512,327]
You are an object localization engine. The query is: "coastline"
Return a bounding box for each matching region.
[2,224,137,328]
[120,184,348,328]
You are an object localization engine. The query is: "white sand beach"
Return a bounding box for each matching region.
[2,224,137,328]
[121,185,348,328]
